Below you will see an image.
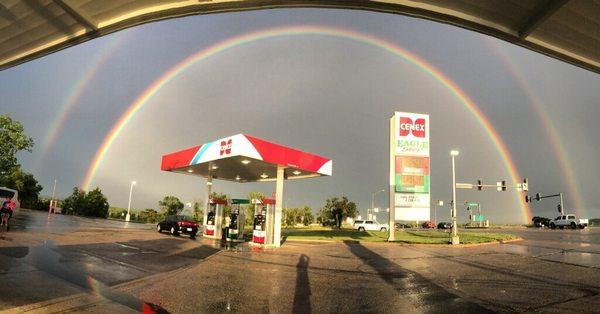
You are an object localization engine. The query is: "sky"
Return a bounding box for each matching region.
[1,8,598,224]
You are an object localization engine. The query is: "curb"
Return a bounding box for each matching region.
[284,237,523,247]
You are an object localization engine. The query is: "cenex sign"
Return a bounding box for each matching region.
[389,112,431,221]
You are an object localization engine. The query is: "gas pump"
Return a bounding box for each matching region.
[251,199,266,244]
[204,198,227,239]
[251,198,276,246]
[228,199,248,242]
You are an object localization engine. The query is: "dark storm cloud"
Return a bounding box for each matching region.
[1,9,598,223]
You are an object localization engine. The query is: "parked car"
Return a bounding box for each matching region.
[0,187,20,211]
[354,220,387,232]
[437,222,452,230]
[549,214,588,229]
[395,222,410,230]
[422,221,436,229]
[532,216,551,228]
[157,215,198,238]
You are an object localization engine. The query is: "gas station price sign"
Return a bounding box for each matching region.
[390,112,431,221]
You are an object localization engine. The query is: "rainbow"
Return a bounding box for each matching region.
[81,25,531,223]
[486,39,585,217]
[34,33,129,175]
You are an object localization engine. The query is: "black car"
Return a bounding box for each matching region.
[437,222,452,230]
[532,216,551,228]
[157,215,198,238]
[395,222,410,230]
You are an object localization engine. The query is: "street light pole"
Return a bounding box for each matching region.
[126,181,136,222]
[450,150,460,245]
[371,189,385,220]
[49,179,57,213]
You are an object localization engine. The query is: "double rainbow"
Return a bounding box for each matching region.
[80,25,531,223]
[34,33,130,174]
[487,39,585,217]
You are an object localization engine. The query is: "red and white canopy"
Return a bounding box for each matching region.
[161,134,332,182]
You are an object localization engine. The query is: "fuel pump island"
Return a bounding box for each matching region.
[161,134,332,248]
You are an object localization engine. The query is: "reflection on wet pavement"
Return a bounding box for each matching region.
[1,210,600,312]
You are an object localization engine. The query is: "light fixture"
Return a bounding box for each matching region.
[235,175,241,181]
[260,173,268,179]
[211,165,218,170]
[241,160,251,165]
[132,181,137,185]
[292,170,301,175]
[187,169,194,173]
[450,150,459,156]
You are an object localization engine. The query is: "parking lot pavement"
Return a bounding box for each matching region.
[126,228,600,313]
[0,209,220,312]
[1,210,599,313]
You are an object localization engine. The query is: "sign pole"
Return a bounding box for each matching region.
[388,115,396,241]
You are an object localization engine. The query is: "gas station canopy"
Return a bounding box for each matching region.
[161,134,332,182]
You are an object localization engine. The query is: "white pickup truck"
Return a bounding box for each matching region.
[549,214,588,229]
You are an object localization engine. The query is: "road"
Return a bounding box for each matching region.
[0,209,599,313]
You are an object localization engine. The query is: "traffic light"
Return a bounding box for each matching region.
[535,193,541,201]
[522,178,528,191]
[525,195,530,203]
[477,179,483,191]
[501,180,507,191]
[557,203,562,213]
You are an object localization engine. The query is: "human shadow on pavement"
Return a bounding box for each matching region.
[343,241,494,313]
[293,254,311,314]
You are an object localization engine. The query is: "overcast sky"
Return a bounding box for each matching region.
[1,8,598,223]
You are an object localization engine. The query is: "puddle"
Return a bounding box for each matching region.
[490,244,558,257]
[539,251,600,267]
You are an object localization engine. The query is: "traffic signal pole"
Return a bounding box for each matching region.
[560,193,564,215]
[525,192,564,215]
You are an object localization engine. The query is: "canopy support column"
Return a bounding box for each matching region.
[203,164,213,228]
[273,165,285,247]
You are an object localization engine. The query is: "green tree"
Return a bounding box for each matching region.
[62,187,109,218]
[283,206,314,227]
[1,168,42,208]
[192,199,203,222]
[300,206,314,226]
[84,188,109,217]
[159,196,184,215]
[139,208,163,223]
[62,187,86,215]
[321,196,358,228]
[0,114,34,175]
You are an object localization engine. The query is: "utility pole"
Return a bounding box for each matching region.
[433,200,443,224]
[371,189,385,220]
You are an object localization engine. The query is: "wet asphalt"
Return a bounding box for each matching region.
[0,209,599,313]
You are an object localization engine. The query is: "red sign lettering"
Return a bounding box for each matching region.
[220,139,232,156]
[399,117,426,138]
